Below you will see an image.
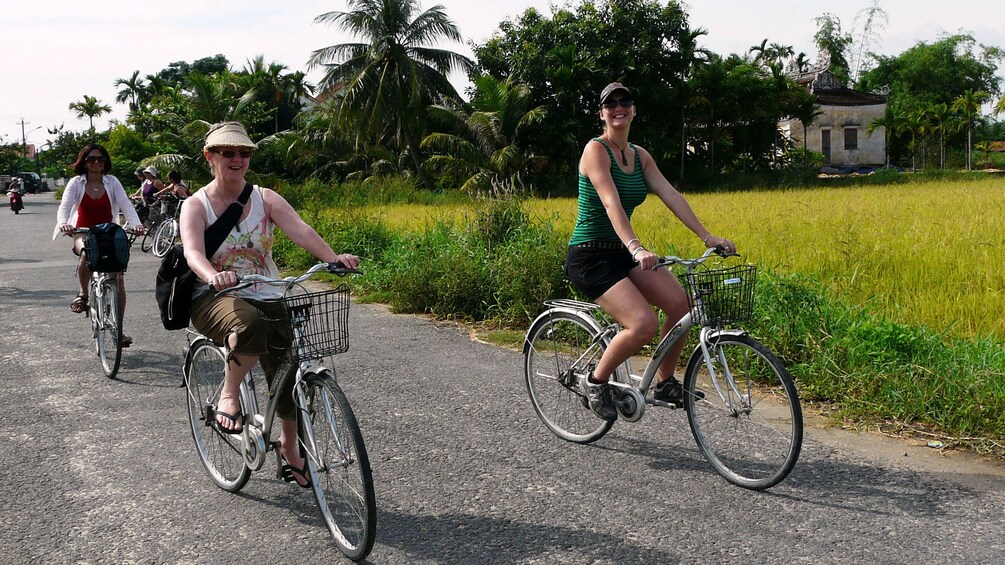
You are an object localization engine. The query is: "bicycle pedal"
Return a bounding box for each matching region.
[649,398,680,410]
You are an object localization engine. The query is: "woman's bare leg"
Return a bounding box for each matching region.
[593,278,659,381]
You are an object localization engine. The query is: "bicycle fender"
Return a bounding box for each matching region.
[523,307,607,355]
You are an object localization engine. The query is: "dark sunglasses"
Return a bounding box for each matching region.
[85,155,105,163]
[212,148,253,159]
[601,97,635,109]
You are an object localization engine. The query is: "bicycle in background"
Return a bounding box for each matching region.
[70,226,134,379]
[182,262,376,560]
[524,247,802,490]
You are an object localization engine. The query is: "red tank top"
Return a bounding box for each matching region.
[76,190,113,227]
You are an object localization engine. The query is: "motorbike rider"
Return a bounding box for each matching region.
[7,178,24,214]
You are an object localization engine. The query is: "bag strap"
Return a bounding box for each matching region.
[204,182,254,256]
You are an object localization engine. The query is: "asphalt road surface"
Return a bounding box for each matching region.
[2,193,1004,564]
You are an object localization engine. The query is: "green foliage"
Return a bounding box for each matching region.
[750,272,1005,441]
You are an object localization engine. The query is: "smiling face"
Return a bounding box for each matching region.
[600,93,636,127]
[205,145,252,182]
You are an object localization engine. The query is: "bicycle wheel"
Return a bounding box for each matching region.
[524,310,614,443]
[139,228,155,253]
[152,219,177,257]
[301,371,376,561]
[683,333,802,490]
[183,339,251,492]
[95,278,123,379]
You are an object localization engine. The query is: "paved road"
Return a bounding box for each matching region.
[2,193,1004,564]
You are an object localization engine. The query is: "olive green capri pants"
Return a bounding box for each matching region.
[191,291,297,420]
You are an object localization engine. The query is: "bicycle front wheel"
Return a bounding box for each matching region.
[183,339,251,492]
[301,371,376,561]
[140,229,155,253]
[152,219,177,258]
[95,278,123,379]
[524,310,613,443]
[683,333,802,490]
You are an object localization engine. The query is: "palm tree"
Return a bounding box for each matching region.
[996,95,1005,117]
[867,110,895,168]
[926,103,956,169]
[678,26,711,179]
[114,70,147,112]
[308,0,474,190]
[421,75,546,195]
[952,89,989,170]
[791,92,824,152]
[246,56,291,133]
[748,39,769,65]
[68,95,112,131]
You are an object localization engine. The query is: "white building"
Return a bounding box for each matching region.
[781,70,888,167]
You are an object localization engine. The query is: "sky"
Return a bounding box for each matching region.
[3,0,1004,149]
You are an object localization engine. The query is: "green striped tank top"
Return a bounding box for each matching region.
[569,138,648,245]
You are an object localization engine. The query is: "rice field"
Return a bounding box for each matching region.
[365,177,1005,339]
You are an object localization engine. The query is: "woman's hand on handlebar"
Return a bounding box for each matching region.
[331,253,360,270]
[705,234,736,254]
[59,223,75,236]
[634,248,660,270]
[209,270,239,291]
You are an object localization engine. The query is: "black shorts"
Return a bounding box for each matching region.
[565,242,638,300]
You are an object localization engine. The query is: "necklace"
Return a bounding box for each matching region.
[606,136,629,166]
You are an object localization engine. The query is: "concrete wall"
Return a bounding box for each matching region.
[782,103,886,166]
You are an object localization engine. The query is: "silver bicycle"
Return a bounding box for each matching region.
[151,196,182,257]
[524,247,802,490]
[71,227,132,379]
[182,262,376,560]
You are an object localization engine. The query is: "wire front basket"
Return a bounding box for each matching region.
[257,283,351,365]
[680,264,756,327]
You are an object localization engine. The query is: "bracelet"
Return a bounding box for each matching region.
[702,233,713,245]
[632,246,646,258]
[625,238,639,249]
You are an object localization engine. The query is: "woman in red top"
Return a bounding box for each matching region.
[54,144,144,343]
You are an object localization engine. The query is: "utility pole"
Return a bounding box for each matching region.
[16,118,30,157]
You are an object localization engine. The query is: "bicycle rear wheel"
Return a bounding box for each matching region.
[183,339,251,492]
[95,278,123,379]
[683,333,802,490]
[152,219,177,258]
[301,371,376,561]
[524,310,613,443]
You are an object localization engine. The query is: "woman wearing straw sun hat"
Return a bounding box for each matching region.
[180,121,359,488]
[566,81,735,421]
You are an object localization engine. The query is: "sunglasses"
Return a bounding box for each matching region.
[601,97,635,109]
[212,149,254,159]
[85,155,105,163]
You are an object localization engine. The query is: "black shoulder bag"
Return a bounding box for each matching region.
[155,182,254,330]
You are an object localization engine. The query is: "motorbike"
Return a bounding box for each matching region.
[8,188,23,214]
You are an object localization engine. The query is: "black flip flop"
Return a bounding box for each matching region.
[279,457,311,489]
[207,406,244,435]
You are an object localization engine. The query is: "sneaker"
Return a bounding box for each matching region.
[580,375,618,422]
[653,377,704,406]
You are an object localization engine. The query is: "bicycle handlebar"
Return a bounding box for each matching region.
[654,245,739,271]
[217,262,361,296]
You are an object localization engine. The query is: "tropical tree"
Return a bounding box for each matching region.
[926,103,957,169]
[421,75,547,193]
[996,95,1005,117]
[307,0,474,190]
[952,89,990,170]
[68,95,112,131]
[867,110,896,167]
[114,70,147,112]
[813,13,853,86]
[790,90,823,152]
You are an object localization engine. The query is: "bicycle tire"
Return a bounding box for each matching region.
[140,229,155,253]
[152,219,176,258]
[183,339,251,492]
[524,310,614,443]
[301,371,376,561]
[683,332,802,490]
[96,278,123,379]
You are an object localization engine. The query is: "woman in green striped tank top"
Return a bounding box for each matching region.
[567,82,736,422]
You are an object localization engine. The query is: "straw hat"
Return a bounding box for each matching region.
[204,121,258,150]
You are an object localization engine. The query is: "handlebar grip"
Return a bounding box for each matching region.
[327,261,362,275]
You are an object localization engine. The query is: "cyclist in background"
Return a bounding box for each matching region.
[566,82,735,421]
[54,144,145,343]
